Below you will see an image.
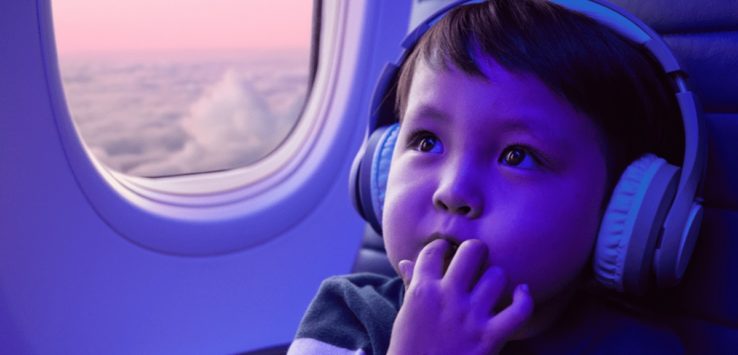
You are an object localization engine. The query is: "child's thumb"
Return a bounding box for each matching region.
[398,259,414,286]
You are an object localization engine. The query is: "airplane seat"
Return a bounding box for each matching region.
[607,0,738,352]
[351,225,395,276]
[350,0,738,351]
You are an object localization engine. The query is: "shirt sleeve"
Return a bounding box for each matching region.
[287,338,366,355]
[288,274,403,355]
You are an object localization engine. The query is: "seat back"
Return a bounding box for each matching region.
[615,0,738,350]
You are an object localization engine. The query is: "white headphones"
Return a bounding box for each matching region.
[349,0,707,295]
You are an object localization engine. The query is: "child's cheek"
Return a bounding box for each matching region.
[383,177,434,268]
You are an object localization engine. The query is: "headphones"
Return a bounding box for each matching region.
[349,0,706,296]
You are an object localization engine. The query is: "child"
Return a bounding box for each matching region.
[290,0,687,353]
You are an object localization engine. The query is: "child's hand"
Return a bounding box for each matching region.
[388,239,534,355]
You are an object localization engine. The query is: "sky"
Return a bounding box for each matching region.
[54,0,313,177]
[52,0,313,54]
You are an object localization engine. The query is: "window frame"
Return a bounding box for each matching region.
[41,0,368,255]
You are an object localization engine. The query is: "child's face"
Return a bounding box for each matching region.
[383,57,609,304]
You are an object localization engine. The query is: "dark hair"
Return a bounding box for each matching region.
[395,0,684,197]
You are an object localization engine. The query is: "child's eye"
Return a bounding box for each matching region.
[408,131,444,154]
[499,146,539,169]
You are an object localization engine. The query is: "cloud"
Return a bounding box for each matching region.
[127,68,306,176]
[61,55,308,177]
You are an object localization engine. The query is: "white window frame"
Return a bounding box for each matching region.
[41,0,369,255]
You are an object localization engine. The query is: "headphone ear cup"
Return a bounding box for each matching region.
[370,124,400,227]
[349,123,400,235]
[594,154,679,294]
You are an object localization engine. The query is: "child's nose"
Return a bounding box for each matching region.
[434,197,477,216]
[432,167,483,218]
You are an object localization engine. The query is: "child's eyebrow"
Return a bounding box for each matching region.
[402,104,449,124]
[406,103,572,154]
[408,103,540,135]
[492,116,540,135]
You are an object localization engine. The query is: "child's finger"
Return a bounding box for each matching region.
[398,259,415,287]
[444,239,487,292]
[414,238,449,280]
[470,266,506,314]
[488,284,534,339]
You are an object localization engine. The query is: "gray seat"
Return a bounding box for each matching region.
[619,0,738,351]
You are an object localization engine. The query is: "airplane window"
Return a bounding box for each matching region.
[52,0,314,178]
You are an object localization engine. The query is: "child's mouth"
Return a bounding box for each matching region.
[442,240,460,274]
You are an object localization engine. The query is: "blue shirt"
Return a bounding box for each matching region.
[289,273,684,354]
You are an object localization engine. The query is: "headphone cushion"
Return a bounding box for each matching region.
[369,123,400,227]
[593,154,664,292]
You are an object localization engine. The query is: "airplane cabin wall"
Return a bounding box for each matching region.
[0,0,411,353]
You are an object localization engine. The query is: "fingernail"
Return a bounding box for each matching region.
[519,284,529,294]
[399,260,410,278]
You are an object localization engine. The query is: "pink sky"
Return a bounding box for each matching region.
[52,0,313,54]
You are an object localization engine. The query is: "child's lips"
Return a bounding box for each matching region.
[442,240,460,273]
[426,232,463,272]
[429,236,491,278]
